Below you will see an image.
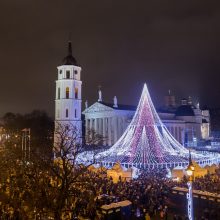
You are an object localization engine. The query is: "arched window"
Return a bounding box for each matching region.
[66,70,70,79]
[75,87,78,99]
[57,88,60,99]
[66,87,69,99]
[66,109,68,118]
[75,109,77,118]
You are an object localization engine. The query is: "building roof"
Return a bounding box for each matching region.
[157,106,177,114]
[95,101,198,118]
[175,105,195,117]
[101,102,194,116]
[61,41,78,66]
[100,102,136,111]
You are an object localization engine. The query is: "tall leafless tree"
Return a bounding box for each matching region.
[0,122,106,219]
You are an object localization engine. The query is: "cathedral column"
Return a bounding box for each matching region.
[113,117,118,144]
[177,127,180,143]
[103,118,106,145]
[99,118,102,135]
[175,126,178,142]
[85,119,88,142]
[108,117,111,146]
[122,117,126,133]
[174,126,177,140]
[179,127,182,143]
[100,118,103,142]
[176,127,178,141]
[181,128,185,145]
[118,118,121,136]
[171,126,174,136]
[119,117,123,137]
[96,118,99,134]
[98,118,101,135]
[94,118,98,134]
[90,119,93,131]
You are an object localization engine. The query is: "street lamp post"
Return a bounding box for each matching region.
[186,150,195,220]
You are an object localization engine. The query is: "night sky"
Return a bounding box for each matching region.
[1,0,220,117]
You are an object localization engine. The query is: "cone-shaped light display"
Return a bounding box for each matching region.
[97,84,216,165]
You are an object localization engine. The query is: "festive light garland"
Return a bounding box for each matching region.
[78,83,220,167]
[187,181,193,220]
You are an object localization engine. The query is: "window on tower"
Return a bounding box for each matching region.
[58,88,60,99]
[75,109,77,118]
[66,70,70,79]
[75,87,78,99]
[66,109,69,118]
[66,87,70,99]
[59,70,62,74]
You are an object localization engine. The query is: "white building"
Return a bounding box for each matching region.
[83,92,210,147]
[55,41,82,138]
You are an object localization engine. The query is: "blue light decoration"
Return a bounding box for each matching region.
[187,181,193,220]
[78,83,220,168]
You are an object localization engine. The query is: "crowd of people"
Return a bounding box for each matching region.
[179,171,220,194]
[70,166,220,220]
[0,166,220,219]
[69,168,187,220]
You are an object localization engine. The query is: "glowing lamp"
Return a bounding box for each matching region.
[190,165,195,171]
[186,149,195,177]
[186,162,195,177]
[186,167,193,176]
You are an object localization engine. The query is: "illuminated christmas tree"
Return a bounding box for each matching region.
[79,83,220,168]
[98,84,217,166]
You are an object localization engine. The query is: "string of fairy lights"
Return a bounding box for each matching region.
[78,84,220,167]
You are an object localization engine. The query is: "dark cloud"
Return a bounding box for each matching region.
[0,0,220,117]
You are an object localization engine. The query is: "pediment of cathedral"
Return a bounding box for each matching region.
[83,102,113,114]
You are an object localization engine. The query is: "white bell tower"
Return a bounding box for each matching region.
[55,40,82,138]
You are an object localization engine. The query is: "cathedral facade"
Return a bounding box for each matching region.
[83,92,210,147]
